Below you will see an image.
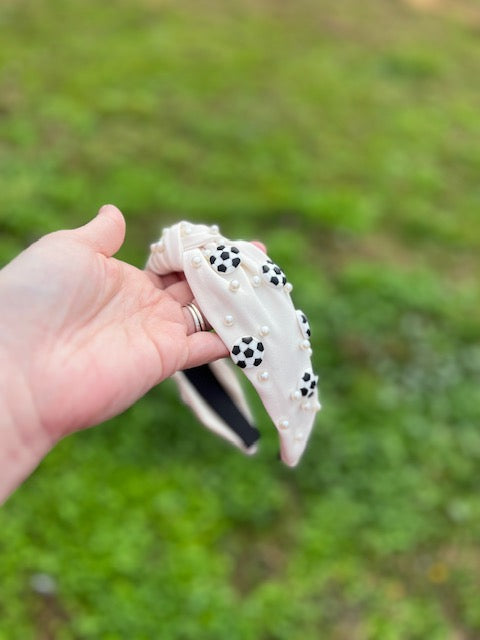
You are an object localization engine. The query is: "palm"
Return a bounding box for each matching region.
[36,245,188,437]
[1,207,226,441]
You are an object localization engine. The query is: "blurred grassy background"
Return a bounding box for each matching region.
[1,0,480,637]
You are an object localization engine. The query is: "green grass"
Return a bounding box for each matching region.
[2,0,480,637]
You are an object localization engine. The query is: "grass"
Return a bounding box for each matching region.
[1,0,480,637]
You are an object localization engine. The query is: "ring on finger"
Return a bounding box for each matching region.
[185,302,207,332]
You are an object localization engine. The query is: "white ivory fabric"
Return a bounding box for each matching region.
[147,221,321,467]
[173,359,258,455]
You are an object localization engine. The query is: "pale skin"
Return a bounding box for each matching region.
[0,205,265,503]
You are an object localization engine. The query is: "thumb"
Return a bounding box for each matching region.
[72,204,126,257]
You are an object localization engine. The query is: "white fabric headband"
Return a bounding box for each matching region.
[147,221,321,466]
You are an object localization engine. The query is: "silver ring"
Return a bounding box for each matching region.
[185,302,206,332]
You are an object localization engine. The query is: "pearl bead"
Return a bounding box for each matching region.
[252,275,261,287]
[229,280,240,292]
[301,402,311,411]
[211,224,219,234]
[301,339,311,350]
[294,431,304,441]
[279,419,290,430]
[307,348,313,357]
[150,240,164,253]
[284,282,293,293]
[259,325,270,336]
[291,390,301,401]
[258,371,269,382]
[191,256,202,268]
[224,314,234,326]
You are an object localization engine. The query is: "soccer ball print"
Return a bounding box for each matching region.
[209,244,241,274]
[231,336,265,369]
[298,369,318,397]
[261,259,287,288]
[296,309,311,339]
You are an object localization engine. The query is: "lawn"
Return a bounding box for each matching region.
[1,0,480,638]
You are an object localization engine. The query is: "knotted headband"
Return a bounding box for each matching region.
[147,221,321,467]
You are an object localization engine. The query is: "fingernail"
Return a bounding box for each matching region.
[98,204,120,216]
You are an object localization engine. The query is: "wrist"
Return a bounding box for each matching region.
[0,349,54,503]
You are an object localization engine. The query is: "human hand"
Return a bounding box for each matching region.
[0,205,239,451]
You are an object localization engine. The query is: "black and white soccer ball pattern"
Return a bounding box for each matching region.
[296,309,311,339]
[231,336,265,369]
[261,259,287,287]
[298,369,318,397]
[209,244,241,274]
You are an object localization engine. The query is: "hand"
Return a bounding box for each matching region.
[1,205,234,447]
